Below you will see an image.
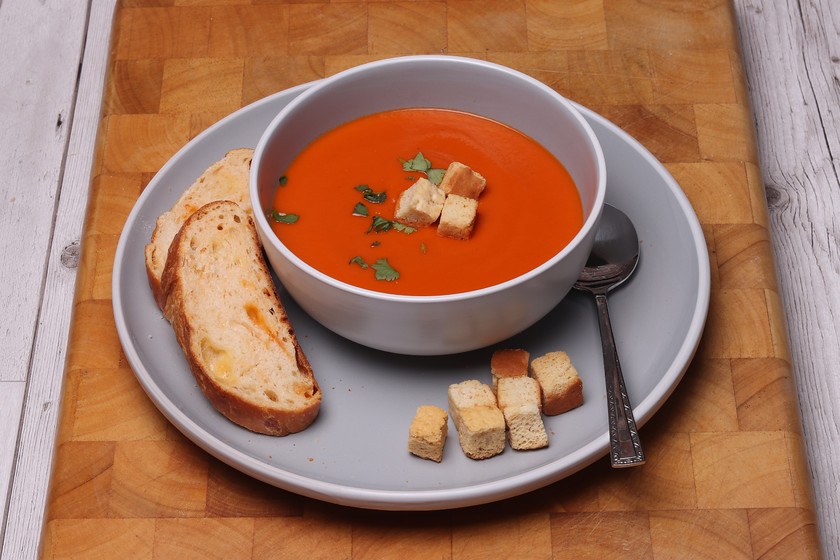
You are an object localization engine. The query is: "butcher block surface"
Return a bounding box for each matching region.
[40,1,822,558]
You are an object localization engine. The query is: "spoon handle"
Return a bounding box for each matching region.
[594,293,646,467]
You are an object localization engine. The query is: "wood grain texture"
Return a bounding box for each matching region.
[30,1,825,559]
[733,0,840,554]
[0,0,89,369]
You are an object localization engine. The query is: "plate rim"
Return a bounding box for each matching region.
[112,81,710,510]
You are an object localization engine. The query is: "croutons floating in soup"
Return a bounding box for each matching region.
[269,108,583,296]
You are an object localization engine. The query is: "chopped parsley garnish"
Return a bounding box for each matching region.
[348,256,400,281]
[402,152,431,173]
[269,209,299,224]
[352,202,369,217]
[349,256,367,269]
[400,152,446,185]
[393,222,418,233]
[355,184,386,203]
[426,168,446,185]
[367,215,393,233]
[364,190,387,203]
[371,258,399,281]
[278,175,288,186]
[366,216,417,234]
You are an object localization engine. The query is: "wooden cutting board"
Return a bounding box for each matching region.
[40,1,823,558]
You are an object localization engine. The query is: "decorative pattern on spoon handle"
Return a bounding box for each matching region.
[594,293,646,467]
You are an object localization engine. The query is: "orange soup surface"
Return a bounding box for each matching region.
[270,108,583,296]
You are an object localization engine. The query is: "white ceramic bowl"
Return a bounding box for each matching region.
[251,55,606,355]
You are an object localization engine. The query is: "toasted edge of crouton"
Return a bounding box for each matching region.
[408,405,448,462]
[394,177,445,227]
[439,162,486,199]
[491,349,531,392]
[437,194,478,240]
[530,351,584,415]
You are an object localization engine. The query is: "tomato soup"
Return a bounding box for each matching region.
[269,108,583,296]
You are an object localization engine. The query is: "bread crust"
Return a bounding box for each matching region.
[162,201,320,436]
[146,148,254,310]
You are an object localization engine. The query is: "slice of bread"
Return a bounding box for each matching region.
[146,148,254,310]
[408,405,448,462]
[161,200,320,436]
[530,351,583,415]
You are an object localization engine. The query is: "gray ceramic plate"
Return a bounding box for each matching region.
[112,83,710,510]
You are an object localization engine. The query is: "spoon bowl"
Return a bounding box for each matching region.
[574,204,646,467]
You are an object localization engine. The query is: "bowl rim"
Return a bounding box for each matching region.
[250,54,607,303]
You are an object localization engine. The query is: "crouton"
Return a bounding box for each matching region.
[502,404,549,450]
[394,177,445,227]
[490,348,530,392]
[437,194,478,240]
[448,380,505,459]
[457,406,506,459]
[530,351,584,415]
[447,379,497,428]
[496,376,542,412]
[408,405,448,462]
[439,162,486,199]
[497,377,548,450]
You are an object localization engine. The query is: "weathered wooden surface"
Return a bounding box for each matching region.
[2,0,838,558]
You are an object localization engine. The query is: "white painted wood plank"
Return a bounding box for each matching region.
[734,0,840,556]
[0,1,93,383]
[0,382,25,538]
[0,1,116,558]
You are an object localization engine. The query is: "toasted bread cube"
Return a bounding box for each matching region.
[457,406,506,459]
[496,376,542,412]
[530,351,584,415]
[502,403,549,450]
[394,177,445,227]
[437,194,478,240]
[408,405,448,462]
[447,380,497,427]
[439,162,486,199]
[491,349,530,392]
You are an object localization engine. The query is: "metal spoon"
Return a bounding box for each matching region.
[574,204,646,467]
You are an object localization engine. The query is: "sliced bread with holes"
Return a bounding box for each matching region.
[161,200,320,435]
[146,148,254,310]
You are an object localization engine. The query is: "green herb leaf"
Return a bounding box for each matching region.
[392,222,418,234]
[420,242,427,254]
[363,190,387,203]
[352,202,369,217]
[354,184,370,193]
[402,152,431,173]
[366,216,417,235]
[371,241,381,247]
[278,176,288,186]
[427,168,446,186]
[270,209,299,223]
[371,258,399,281]
[349,256,368,269]
[367,215,394,234]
